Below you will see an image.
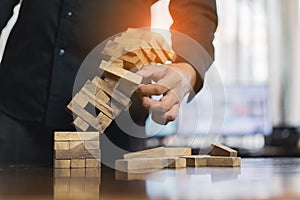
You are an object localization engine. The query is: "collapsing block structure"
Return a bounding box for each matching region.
[66,28,177,133]
[115,144,241,172]
[54,132,101,169]
[55,29,177,169]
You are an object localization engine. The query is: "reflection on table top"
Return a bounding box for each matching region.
[0,158,300,200]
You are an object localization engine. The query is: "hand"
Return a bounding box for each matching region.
[136,62,197,125]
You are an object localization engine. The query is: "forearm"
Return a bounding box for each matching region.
[169,0,218,98]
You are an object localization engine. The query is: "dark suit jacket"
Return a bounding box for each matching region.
[0,0,217,150]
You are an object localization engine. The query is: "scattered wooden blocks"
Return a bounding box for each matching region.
[116,144,241,172]
[54,132,101,169]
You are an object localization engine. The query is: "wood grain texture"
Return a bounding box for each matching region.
[86,159,100,168]
[54,149,100,159]
[72,117,89,132]
[182,155,209,167]
[54,132,99,141]
[71,159,86,168]
[67,94,100,130]
[123,147,191,159]
[99,60,143,85]
[69,141,85,150]
[210,144,238,157]
[206,156,241,167]
[54,142,70,150]
[54,159,71,169]
[92,76,131,110]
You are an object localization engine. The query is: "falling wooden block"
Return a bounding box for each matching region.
[67,94,100,130]
[97,112,113,131]
[80,84,117,119]
[81,79,110,104]
[206,156,241,167]
[55,160,71,169]
[123,147,191,159]
[92,76,131,110]
[210,144,238,157]
[54,132,99,141]
[99,60,143,85]
[71,159,86,168]
[86,159,100,168]
[72,117,90,132]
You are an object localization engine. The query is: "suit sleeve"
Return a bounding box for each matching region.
[0,0,20,32]
[169,0,218,99]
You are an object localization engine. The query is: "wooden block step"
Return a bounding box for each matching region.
[206,156,241,167]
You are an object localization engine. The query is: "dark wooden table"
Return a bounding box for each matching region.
[0,158,300,200]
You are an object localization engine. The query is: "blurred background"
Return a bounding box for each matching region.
[1,0,300,156]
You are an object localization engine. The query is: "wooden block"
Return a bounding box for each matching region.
[99,60,143,85]
[182,155,209,167]
[71,159,86,168]
[92,76,131,110]
[102,40,124,58]
[54,169,71,177]
[165,157,186,168]
[115,158,164,171]
[54,142,70,150]
[54,149,101,159]
[104,75,118,87]
[84,141,100,150]
[86,159,100,168]
[54,159,71,169]
[206,156,241,167]
[67,95,100,130]
[82,79,110,103]
[80,85,117,119]
[210,144,238,157]
[69,141,85,150]
[97,112,112,131]
[72,117,89,132]
[148,39,168,64]
[54,132,99,141]
[123,147,191,159]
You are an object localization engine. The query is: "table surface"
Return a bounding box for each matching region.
[0,158,300,200]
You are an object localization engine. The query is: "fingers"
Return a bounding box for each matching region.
[151,103,180,125]
[141,91,180,125]
[136,64,167,82]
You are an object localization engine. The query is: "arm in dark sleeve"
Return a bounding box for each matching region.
[169,0,218,99]
[0,0,20,32]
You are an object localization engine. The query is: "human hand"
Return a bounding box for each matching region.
[136,62,197,125]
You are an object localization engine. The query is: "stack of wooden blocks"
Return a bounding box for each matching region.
[115,144,241,172]
[66,28,177,133]
[54,132,100,169]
